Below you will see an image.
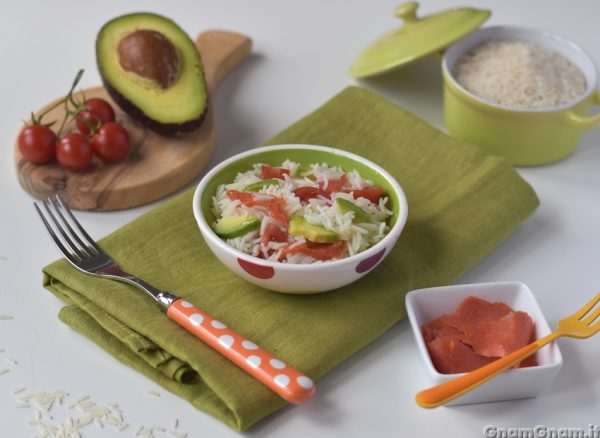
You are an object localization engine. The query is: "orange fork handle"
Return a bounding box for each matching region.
[416,340,547,408]
[167,298,316,404]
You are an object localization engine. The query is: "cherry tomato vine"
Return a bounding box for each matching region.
[18,69,129,172]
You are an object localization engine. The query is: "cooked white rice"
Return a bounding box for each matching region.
[211,160,393,263]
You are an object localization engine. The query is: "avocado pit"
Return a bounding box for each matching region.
[117,29,180,89]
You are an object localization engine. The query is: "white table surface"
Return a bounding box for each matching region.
[2,1,600,437]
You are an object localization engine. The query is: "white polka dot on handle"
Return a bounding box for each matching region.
[218,335,234,349]
[241,340,258,350]
[211,320,227,329]
[246,355,262,368]
[269,359,286,369]
[297,376,314,389]
[180,300,194,308]
[189,314,204,326]
[274,374,290,388]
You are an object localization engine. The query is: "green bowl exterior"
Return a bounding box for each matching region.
[200,147,401,227]
[443,69,592,166]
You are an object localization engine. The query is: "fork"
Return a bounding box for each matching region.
[35,194,315,405]
[415,292,600,408]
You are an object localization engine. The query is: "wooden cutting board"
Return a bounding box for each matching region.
[14,30,251,211]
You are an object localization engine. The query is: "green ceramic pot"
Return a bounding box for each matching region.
[442,26,600,166]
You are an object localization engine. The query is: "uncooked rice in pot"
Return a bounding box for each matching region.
[211,160,393,264]
[453,39,586,109]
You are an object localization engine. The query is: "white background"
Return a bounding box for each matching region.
[2,1,600,437]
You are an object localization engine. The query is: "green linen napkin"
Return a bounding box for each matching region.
[43,86,539,431]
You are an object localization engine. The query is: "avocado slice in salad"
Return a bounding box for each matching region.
[243,179,281,192]
[335,198,374,223]
[213,215,260,239]
[288,215,339,243]
[294,164,311,177]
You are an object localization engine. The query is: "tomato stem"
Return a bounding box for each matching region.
[33,69,86,128]
[33,100,61,124]
[57,69,86,136]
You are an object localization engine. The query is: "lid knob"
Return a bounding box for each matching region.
[348,2,491,79]
[394,2,420,24]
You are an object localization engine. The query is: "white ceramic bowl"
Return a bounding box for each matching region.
[405,281,562,405]
[192,144,408,293]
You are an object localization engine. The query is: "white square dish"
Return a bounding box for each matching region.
[405,281,563,406]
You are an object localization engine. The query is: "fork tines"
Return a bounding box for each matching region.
[577,292,600,327]
[34,194,102,264]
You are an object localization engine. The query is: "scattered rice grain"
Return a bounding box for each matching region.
[12,387,183,438]
[77,415,93,427]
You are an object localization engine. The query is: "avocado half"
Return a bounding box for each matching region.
[96,13,208,135]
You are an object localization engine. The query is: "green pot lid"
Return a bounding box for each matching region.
[348,2,491,78]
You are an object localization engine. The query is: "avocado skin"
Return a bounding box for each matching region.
[244,178,281,192]
[335,197,373,223]
[101,78,208,136]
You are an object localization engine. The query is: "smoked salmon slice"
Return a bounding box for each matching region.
[462,310,534,358]
[454,296,512,324]
[426,337,496,374]
[421,315,464,343]
[421,296,537,373]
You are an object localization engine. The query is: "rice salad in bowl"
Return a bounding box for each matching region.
[193,144,408,293]
[211,160,393,264]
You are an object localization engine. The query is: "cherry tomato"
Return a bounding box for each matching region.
[56,133,93,172]
[349,185,384,203]
[84,98,115,124]
[18,125,57,164]
[260,165,290,180]
[76,110,101,136]
[283,240,347,261]
[91,122,129,162]
[293,186,327,202]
